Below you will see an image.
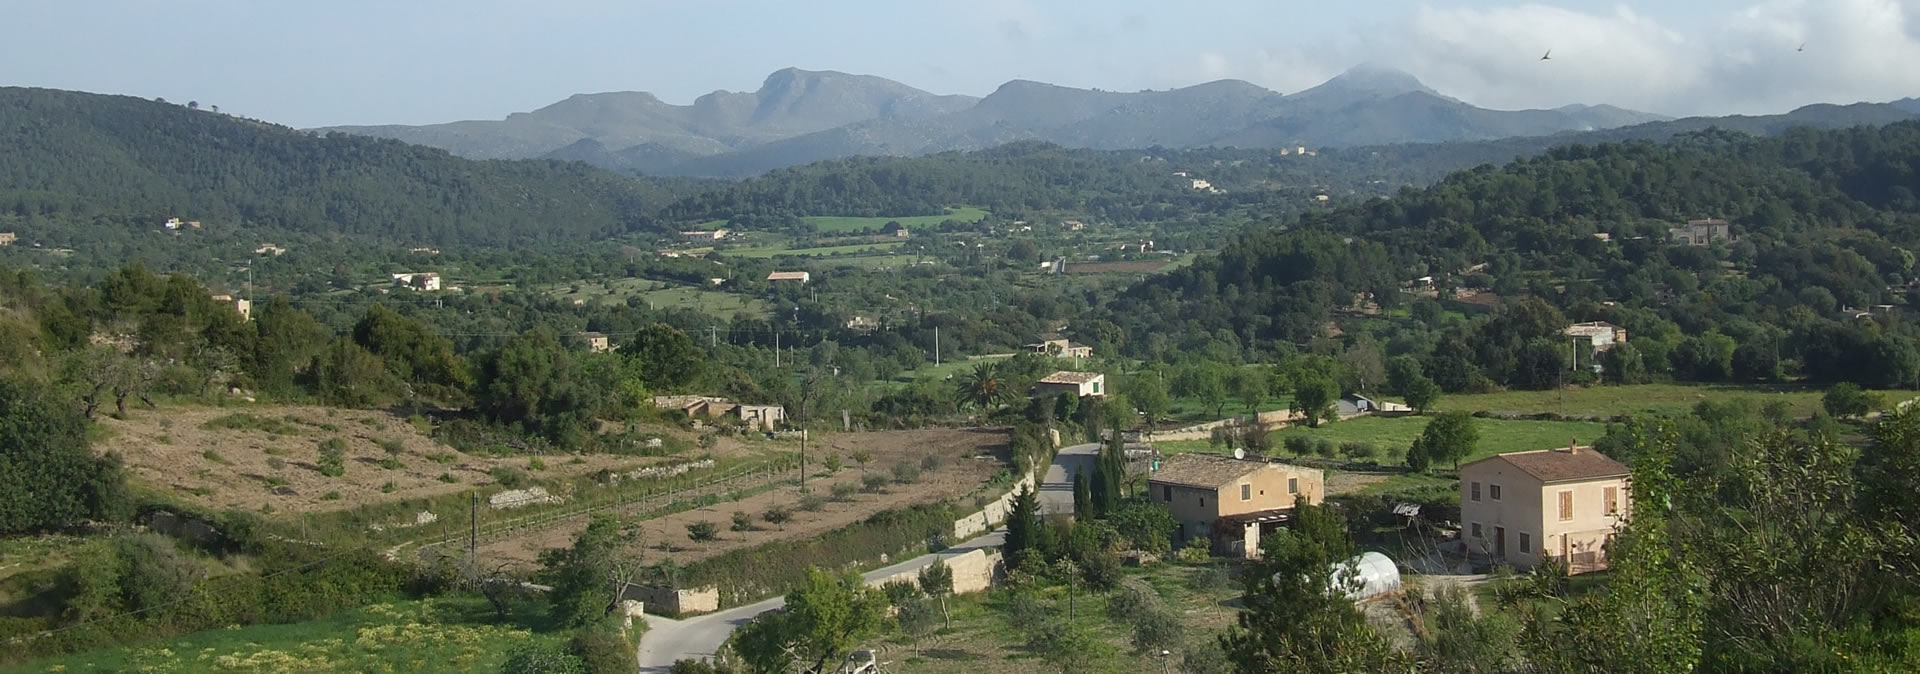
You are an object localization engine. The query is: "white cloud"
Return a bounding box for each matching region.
[1199,0,1920,116]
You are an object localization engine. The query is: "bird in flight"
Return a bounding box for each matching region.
[1797,42,1805,52]
[1541,49,1552,61]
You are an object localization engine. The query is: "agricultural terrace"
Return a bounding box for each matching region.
[544,278,770,318]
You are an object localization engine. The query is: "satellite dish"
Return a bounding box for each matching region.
[1233,448,1247,460]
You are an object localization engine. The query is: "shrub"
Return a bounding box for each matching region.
[568,622,634,674]
[266,457,286,471]
[427,451,457,464]
[1107,583,1160,624]
[378,457,404,470]
[799,493,827,512]
[687,521,719,543]
[862,473,890,493]
[317,438,347,477]
[920,454,942,472]
[1283,435,1313,456]
[528,457,547,471]
[378,438,406,456]
[831,483,857,501]
[438,472,458,483]
[763,505,792,526]
[1177,537,1211,563]
[1339,441,1378,460]
[891,462,922,484]
[731,511,754,532]
[490,465,531,488]
[823,453,843,473]
[322,491,341,501]
[380,481,396,494]
[201,449,228,465]
[852,450,873,466]
[1313,438,1338,458]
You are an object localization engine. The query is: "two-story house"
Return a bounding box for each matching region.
[1025,334,1093,359]
[1147,453,1325,558]
[1458,443,1631,574]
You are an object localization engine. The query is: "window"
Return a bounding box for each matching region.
[1288,477,1299,494]
[1519,533,1531,554]
[1092,381,1101,394]
[1163,485,1173,502]
[1489,484,1502,501]
[1558,490,1574,521]
[1199,496,1206,508]
[1471,522,1483,538]
[1241,484,1251,501]
[1470,482,1481,502]
[1604,486,1619,515]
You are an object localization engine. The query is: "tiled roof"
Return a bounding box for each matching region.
[766,271,810,281]
[1038,371,1102,384]
[1470,448,1629,483]
[1148,453,1268,489]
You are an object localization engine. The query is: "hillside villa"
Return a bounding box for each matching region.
[581,332,612,353]
[1030,371,1105,398]
[766,271,811,284]
[680,229,728,241]
[1025,334,1092,359]
[0,232,15,246]
[209,295,252,321]
[1668,218,1732,246]
[1458,442,1631,574]
[1147,453,1325,558]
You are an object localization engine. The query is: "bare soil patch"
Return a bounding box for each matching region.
[1063,261,1164,275]
[477,428,1009,571]
[94,405,729,515]
[1327,471,1391,495]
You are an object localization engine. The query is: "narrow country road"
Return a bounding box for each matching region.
[635,442,1095,672]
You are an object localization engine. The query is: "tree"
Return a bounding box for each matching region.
[1821,382,1881,419]
[0,376,128,535]
[501,644,587,674]
[1414,411,1478,470]
[1385,355,1425,396]
[312,337,395,408]
[1003,483,1047,568]
[352,304,470,403]
[1602,342,1649,384]
[686,521,719,544]
[1221,502,1405,673]
[917,559,955,628]
[896,597,939,656]
[1091,430,1127,517]
[1129,372,1172,433]
[1289,373,1339,428]
[620,323,706,392]
[1105,502,1177,556]
[1230,366,1270,414]
[1402,374,1441,414]
[1416,584,1521,673]
[1337,340,1386,394]
[536,514,640,628]
[1072,467,1093,519]
[477,327,600,443]
[957,360,1016,412]
[732,568,887,674]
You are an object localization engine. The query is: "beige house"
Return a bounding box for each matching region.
[1147,453,1325,558]
[1563,321,1627,352]
[581,332,613,353]
[0,232,16,246]
[650,395,786,431]
[1458,444,1631,574]
[1031,371,1105,398]
[765,271,811,284]
[1025,335,1092,359]
[679,229,728,241]
[1668,218,1731,246]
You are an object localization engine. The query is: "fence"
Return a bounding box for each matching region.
[405,457,800,561]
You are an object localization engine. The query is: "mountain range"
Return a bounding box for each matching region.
[316,65,1674,177]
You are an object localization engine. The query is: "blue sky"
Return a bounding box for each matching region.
[4,0,1917,127]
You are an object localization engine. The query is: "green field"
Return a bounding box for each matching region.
[1435,384,1920,419]
[1158,415,1608,467]
[547,278,768,318]
[802,207,990,233]
[8,598,566,674]
[728,241,907,258]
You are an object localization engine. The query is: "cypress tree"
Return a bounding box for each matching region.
[1073,467,1093,519]
[1004,483,1044,567]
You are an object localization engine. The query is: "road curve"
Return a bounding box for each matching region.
[636,441,1096,671]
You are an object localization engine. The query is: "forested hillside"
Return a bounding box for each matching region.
[1103,121,1920,391]
[0,88,701,246]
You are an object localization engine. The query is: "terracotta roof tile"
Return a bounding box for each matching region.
[1038,371,1102,384]
[1148,453,1268,489]
[1474,448,1629,483]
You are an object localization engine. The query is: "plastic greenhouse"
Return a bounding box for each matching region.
[1328,551,1402,600]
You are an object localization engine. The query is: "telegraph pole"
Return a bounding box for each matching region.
[775,331,781,367]
[468,492,478,565]
[934,326,941,367]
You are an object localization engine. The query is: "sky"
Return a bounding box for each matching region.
[4,0,1919,128]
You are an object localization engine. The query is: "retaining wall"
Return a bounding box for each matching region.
[863,548,1000,595]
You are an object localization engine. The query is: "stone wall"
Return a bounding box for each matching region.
[625,584,721,617]
[951,473,1035,541]
[863,548,1001,595]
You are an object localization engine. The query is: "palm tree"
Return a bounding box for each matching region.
[958,361,1015,411]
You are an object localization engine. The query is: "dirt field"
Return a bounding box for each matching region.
[1328,471,1391,495]
[476,428,1009,570]
[93,405,738,515]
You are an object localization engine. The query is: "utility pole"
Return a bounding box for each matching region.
[469,492,478,564]
[775,331,781,368]
[934,326,941,367]
[709,325,717,348]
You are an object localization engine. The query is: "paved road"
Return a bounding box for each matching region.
[636,441,1092,671]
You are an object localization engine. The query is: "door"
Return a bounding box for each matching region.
[1494,526,1507,558]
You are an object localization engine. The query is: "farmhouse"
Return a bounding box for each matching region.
[1458,442,1631,574]
[1148,453,1325,558]
[209,295,253,321]
[650,395,787,431]
[580,332,612,353]
[680,229,728,241]
[1668,218,1732,246]
[1030,371,1105,398]
[1563,321,1627,351]
[766,271,811,284]
[1025,335,1092,359]
[391,272,442,291]
[255,243,287,256]
[0,232,15,246]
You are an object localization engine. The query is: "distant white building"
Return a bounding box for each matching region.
[254,243,287,256]
[680,229,728,242]
[766,271,811,284]
[1564,322,1627,352]
[391,272,442,291]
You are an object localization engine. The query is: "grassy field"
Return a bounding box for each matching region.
[802,207,990,233]
[1157,415,1608,467]
[547,278,769,318]
[728,241,907,258]
[1435,383,1920,419]
[7,598,567,674]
